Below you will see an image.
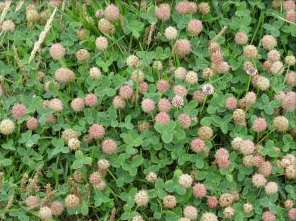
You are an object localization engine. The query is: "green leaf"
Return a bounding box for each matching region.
[0,158,12,167]
[165,180,176,192]
[124,19,145,39]
[71,150,92,169]
[162,132,173,143]
[200,117,212,126]
[81,200,89,215]
[264,105,274,115]
[195,154,205,169]
[2,139,15,151]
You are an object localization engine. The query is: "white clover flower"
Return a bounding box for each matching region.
[202,84,214,95]
[172,95,184,107]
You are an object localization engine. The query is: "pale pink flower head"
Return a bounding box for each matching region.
[50,201,64,216]
[153,61,163,71]
[191,138,206,153]
[187,2,198,13]
[163,195,177,209]
[174,85,188,97]
[12,103,27,119]
[239,140,255,155]
[75,49,90,62]
[172,95,184,107]
[198,126,213,141]
[288,208,296,221]
[26,195,39,209]
[158,98,171,113]
[202,84,214,95]
[214,148,230,168]
[139,82,148,94]
[264,182,278,195]
[210,50,223,65]
[119,85,134,100]
[235,32,248,45]
[187,19,203,36]
[155,112,170,125]
[216,157,230,169]
[216,61,233,74]
[267,49,280,62]
[95,36,108,51]
[282,91,296,112]
[243,91,257,107]
[134,190,149,207]
[179,173,193,189]
[261,35,277,51]
[89,67,101,79]
[98,18,115,34]
[175,1,189,15]
[39,206,52,220]
[70,98,85,112]
[26,117,39,130]
[243,45,258,60]
[178,114,191,129]
[174,67,187,80]
[89,171,103,187]
[252,117,268,132]
[50,43,66,60]
[112,96,126,109]
[262,211,276,221]
[216,60,230,74]
[89,124,105,139]
[46,115,57,124]
[207,196,218,208]
[183,205,198,220]
[102,139,117,154]
[75,49,89,62]
[253,155,264,167]
[157,80,170,93]
[131,70,145,83]
[49,0,62,7]
[48,98,63,112]
[215,148,229,160]
[286,11,296,23]
[84,93,97,107]
[185,71,198,85]
[173,39,191,58]
[55,67,75,83]
[104,4,120,21]
[193,183,207,198]
[252,173,267,188]
[273,116,289,132]
[155,3,171,21]
[141,98,155,113]
[283,0,295,11]
[258,161,273,177]
[165,26,178,40]
[95,9,104,18]
[208,41,221,53]
[263,60,272,71]
[198,2,210,15]
[1,20,15,32]
[193,90,205,104]
[126,55,140,67]
[225,97,237,110]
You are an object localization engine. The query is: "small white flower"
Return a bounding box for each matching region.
[164,26,178,40]
[243,61,258,76]
[202,84,214,95]
[172,95,184,107]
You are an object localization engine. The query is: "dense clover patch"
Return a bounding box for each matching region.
[0,0,295,221]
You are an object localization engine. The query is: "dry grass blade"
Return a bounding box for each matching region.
[0,0,12,22]
[28,7,57,64]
